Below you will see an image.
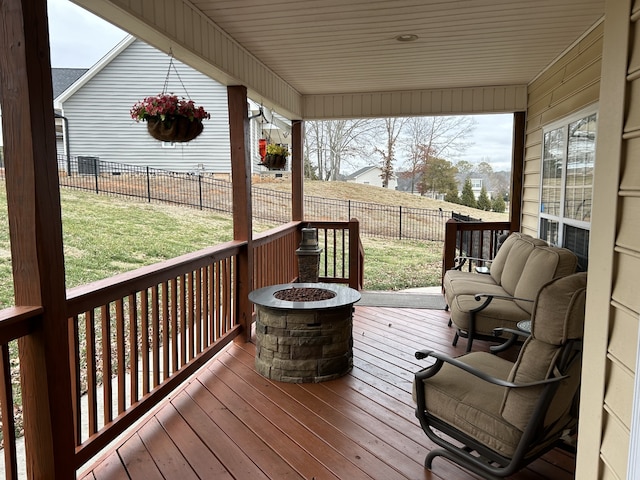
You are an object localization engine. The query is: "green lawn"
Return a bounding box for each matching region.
[0,186,444,308]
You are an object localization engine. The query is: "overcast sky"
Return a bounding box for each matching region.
[45,0,514,171]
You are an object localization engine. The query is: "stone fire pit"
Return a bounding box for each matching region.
[248,283,361,383]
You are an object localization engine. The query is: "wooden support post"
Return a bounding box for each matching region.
[0,0,75,477]
[227,86,253,342]
[442,219,459,284]
[348,219,362,290]
[510,111,525,233]
[291,120,304,222]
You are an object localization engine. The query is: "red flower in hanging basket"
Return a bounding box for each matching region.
[131,93,210,142]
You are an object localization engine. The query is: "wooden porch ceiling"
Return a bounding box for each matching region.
[79,306,575,479]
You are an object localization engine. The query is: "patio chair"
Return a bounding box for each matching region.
[413,272,587,478]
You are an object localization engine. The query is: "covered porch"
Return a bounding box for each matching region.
[0,0,621,478]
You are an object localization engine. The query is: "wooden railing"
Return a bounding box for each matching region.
[252,219,364,290]
[308,219,364,290]
[253,222,300,289]
[0,220,364,476]
[442,219,511,283]
[66,241,244,467]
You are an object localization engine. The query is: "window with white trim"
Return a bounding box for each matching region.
[539,108,596,271]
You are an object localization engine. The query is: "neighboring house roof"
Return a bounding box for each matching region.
[51,68,88,98]
[345,166,397,181]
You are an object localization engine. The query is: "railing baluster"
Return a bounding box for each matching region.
[208,265,215,344]
[69,314,81,445]
[86,310,98,436]
[187,272,195,361]
[161,281,170,381]
[151,286,160,388]
[170,278,179,374]
[179,275,187,367]
[115,299,125,414]
[140,289,150,396]
[195,269,203,355]
[128,294,138,406]
[101,304,112,424]
[0,344,18,479]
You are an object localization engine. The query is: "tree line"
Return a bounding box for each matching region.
[302,117,508,213]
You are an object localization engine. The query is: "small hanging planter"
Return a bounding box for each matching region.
[131,93,210,143]
[261,143,289,170]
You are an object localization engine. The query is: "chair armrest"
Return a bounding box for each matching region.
[455,256,494,264]
[452,255,493,271]
[414,350,567,388]
[493,327,530,339]
[469,293,534,313]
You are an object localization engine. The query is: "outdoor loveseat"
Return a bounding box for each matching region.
[443,232,578,351]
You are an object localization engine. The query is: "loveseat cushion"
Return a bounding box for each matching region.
[512,247,578,314]
[499,236,546,296]
[450,294,530,335]
[489,233,545,284]
[416,351,523,457]
[443,272,501,307]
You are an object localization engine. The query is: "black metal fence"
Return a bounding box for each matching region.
[2,156,481,242]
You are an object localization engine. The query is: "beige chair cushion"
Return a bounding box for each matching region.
[499,238,542,295]
[489,233,545,285]
[443,270,499,306]
[531,272,587,345]
[501,273,587,430]
[512,247,577,314]
[450,295,529,335]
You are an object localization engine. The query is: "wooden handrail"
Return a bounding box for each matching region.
[66,241,244,315]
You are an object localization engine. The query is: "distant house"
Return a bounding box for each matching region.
[345,166,397,189]
[456,174,494,200]
[53,36,288,176]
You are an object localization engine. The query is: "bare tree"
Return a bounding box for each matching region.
[304,119,374,180]
[402,116,476,194]
[374,117,407,188]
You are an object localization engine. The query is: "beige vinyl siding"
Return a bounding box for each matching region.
[522,23,603,237]
[577,1,639,478]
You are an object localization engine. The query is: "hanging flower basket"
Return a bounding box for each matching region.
[131,93,210,143]
[261,143,289,170]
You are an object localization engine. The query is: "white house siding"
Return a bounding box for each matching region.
[60,39,231,174]
[347,167,397,189]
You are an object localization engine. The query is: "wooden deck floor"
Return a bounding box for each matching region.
[79,305,575,480]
